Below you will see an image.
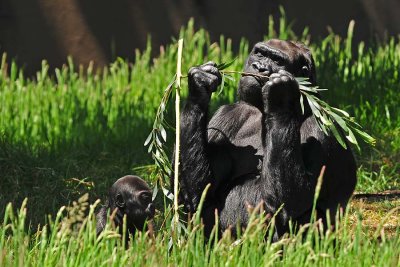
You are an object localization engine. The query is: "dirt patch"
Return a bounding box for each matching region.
[349,190,400,237]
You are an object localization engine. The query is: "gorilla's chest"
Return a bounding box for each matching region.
[207,103,263,179]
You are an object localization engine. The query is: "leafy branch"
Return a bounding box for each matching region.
[217,67,376,150]
[296,78,376,150]
[144,39,185,240]
[143,74,175,178]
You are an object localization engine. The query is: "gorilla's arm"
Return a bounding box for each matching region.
[96,207,107,235]
[261,71,316,234]
[174,62,222,213]
[178,100,213,212]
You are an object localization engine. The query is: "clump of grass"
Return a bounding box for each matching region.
[0,196,399,266]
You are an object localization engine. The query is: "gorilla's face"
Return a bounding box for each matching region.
[111,175,155,230]
[123,185,154,229]
[238,39,316,109]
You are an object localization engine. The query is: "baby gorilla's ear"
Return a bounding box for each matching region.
[115,193,125,208]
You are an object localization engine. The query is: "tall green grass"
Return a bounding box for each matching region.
[0,195,399,266]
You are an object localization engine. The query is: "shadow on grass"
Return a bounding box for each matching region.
[0,118,168,227]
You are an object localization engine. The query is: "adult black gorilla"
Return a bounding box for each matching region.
[175,39,356,238]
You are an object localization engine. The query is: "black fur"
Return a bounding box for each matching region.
[96,175,155,240]
[173,40,357,238]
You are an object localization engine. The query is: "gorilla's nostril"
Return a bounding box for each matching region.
[252,62,270,73]
[252,62,262,71]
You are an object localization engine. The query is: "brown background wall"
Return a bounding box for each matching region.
[0,0,399,75]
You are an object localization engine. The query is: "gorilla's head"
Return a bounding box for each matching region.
[238,39,316,109]
[109,175,155,231]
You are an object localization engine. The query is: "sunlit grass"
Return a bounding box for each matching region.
[0,196,398,266]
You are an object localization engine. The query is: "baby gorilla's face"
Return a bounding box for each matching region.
[111,175,155,231]
[123,185,155,229]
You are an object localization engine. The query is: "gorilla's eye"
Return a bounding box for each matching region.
[301,66,309,77]
[115,193,125,208]
[253,47,265,57]
[140,192,152,203]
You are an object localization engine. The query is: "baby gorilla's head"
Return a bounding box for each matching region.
[96,175,155,237]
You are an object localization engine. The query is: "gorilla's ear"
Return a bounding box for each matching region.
[115,193,125,208]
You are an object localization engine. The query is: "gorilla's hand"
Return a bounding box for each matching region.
[262,70,301,116]
[188,62,222,107]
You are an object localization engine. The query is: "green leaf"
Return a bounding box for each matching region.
[299,85,319,93]
[154,151,165,165]
[162,187,174,201]
[165,74,177,92]
[309,95,322,110]
[160,124,167,142]
[144,132,153,146]
[152,183,158,201]
[346,117,363,128]
[216,57,237,70]
[328,110,349,133]
[315,118,328,135]
[346,128,359,147]
[353,127,376,146]
[156,135,162,146]
[224,74,235,82]
[332,107,350,118]
[319,113,331,126]
[217,73,226,96]
[300,93,305,114]
[295,77,312,85]
[329,124,347,149]
[147,141,154,153]
[304,92,322,118]
[160,102,166,112]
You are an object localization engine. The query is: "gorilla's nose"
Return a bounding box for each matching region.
[252,62,270,74]
[146,203,155,218]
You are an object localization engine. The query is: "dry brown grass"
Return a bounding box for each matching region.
[349,190,400,237]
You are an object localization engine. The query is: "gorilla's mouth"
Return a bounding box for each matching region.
[253,70,270,87]
[244,63,270,88]
[241,70,270,89]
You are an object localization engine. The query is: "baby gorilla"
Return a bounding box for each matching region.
[96,175,155,240]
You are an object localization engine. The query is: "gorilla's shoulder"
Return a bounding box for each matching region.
[207,102,262,146]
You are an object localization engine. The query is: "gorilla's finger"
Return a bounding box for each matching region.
[203,73,221,92]
[269,73,281,79]
[281,75,290,83]
[203,61,217,67]
[272,77,281,84]
[201,65,222,82]
[201,65,221,75]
